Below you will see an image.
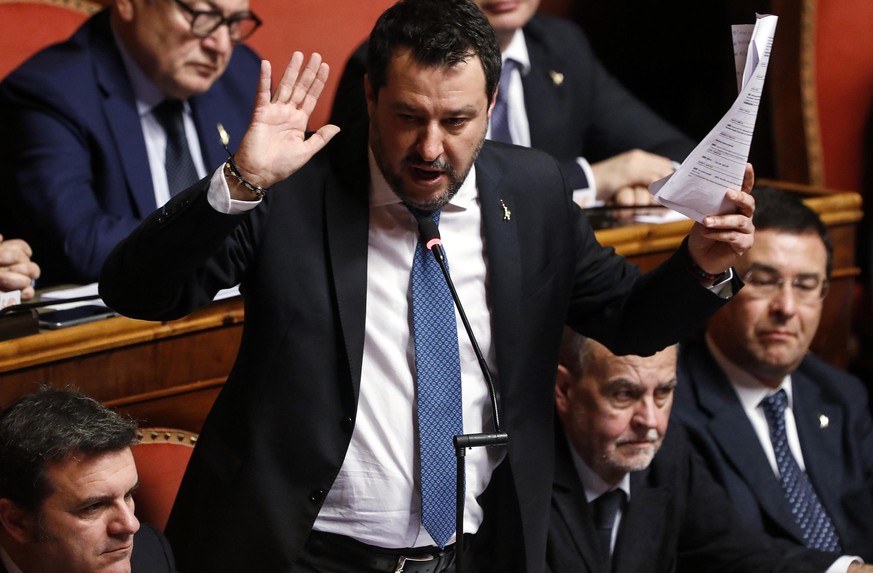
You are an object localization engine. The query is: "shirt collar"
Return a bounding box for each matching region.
[704,333,795,410]
[503,28,531,76]
[569,442,632,503]
[367,146,478,214]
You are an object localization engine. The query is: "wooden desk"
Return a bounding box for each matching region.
[0,298,243,431]
[0,189,861,431]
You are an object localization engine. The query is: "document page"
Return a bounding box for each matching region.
[650,14,778,222]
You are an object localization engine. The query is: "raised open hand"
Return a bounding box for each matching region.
[229,52,341,198]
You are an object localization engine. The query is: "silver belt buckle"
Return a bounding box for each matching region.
[394,553,436,573]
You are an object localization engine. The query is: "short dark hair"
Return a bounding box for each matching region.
[366,0,502,103]
[0,387,138,511]
[751,187,834,279]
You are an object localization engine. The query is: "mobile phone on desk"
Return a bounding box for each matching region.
[38,305,118,329]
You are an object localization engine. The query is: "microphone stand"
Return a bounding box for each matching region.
[417,216,509,573]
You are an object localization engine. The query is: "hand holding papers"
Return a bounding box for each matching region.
[650,14,778,222]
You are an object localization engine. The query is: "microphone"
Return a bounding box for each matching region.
[416,216,507,442]
[416,215,509,573]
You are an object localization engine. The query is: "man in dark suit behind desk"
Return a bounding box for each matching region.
[549,330,870,573]
[0,388,175,573]
[674,188,873,565]
[330,0,694,207]
[0,0,262,286]
[99,0,755,570]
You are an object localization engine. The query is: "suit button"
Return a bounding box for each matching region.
[341,416,354,432]
[309,488,327,504]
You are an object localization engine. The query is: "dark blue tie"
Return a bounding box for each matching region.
[490,59,517,144]
[592,489,624,573]
[760,389,841,552]
[410,209,463,548]
[153,99,199,197]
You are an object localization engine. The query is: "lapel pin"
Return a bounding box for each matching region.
[818,414,829,429]
[550,70,564,86]
[500,199,512,221]
[217,123,230,147]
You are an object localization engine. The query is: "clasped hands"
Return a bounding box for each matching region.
[0,235,40,300]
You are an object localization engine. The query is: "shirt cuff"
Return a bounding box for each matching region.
[572,157,601,207]
[827,555,864,573]
[207,165,262,215]
[704,267,735,299]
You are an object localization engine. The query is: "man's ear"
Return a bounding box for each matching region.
[114,0,136,23]
[555,364,573,419]
[0,499,37,544]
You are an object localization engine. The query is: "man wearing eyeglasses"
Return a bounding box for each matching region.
[0,0,262,285]
[674,187,873,567]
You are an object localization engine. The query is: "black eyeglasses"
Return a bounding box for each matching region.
[170,0,262,43]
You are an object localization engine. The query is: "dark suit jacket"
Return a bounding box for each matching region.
[548,425,833,573]
[0,10,260,286]
[329,14,694,191]
[0,523,174,572]
[674,337,873,560]
[99,121,733,572]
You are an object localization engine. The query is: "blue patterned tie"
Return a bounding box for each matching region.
[760,390,841,552]
[410,209,463,548]
[489,59,517,144]
[153,99,199,197]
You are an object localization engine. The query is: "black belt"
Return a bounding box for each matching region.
[305,530,460,573]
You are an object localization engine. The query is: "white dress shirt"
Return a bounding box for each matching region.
[207,150,502,548]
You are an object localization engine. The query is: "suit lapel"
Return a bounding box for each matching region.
[613,473,670,573]
[691,348,806,543]
[190,92,226,170]
[90,15,156,217]
[520,24,565,152]
[475,146,522,416]
[552,433,601,573]
[325,124,371,397]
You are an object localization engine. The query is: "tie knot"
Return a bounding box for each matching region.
[500,58,518,82]
[407,206,441,226]
[592,489,625,530]
[761,389,788,418]
[153,99,186,130]
[497,59,518,102]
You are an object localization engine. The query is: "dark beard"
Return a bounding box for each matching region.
[370,122,485,212]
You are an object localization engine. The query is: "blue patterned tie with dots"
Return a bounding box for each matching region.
[760,389,841,552]
[410,209,463,549]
